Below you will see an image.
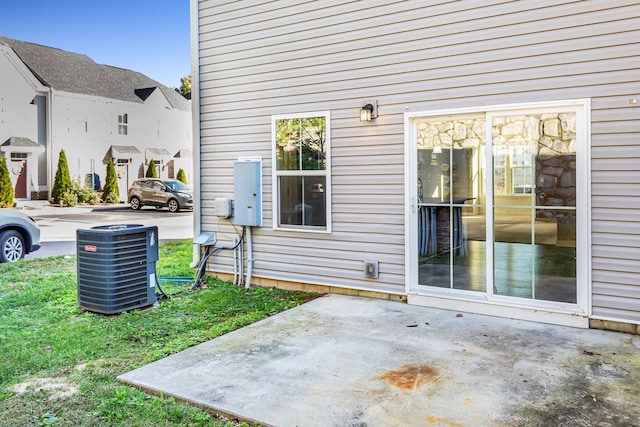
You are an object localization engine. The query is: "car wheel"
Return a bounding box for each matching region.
[167,199,180,213]
[130,197,141,210]
[0,230,25,263]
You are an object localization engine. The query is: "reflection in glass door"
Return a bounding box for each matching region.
[416,115,486,292]
[415,109,578,306]
[492,113,576,303]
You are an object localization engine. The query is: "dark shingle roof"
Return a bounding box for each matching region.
[0,36,190,112]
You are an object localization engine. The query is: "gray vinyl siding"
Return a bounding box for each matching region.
[197,1,640,319]
[591,95,640,323]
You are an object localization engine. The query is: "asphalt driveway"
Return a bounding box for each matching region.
[119,294,640,427]
[16,201,193,259]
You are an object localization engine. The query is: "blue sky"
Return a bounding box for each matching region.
[1,0,191,89]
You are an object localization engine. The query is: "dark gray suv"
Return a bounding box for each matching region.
[128,179,193,212]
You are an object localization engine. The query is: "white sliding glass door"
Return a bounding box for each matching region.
[408,101,589,317]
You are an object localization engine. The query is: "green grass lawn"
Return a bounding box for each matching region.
[0,240,318,426]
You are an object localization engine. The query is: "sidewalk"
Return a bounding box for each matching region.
[14,199,127,214]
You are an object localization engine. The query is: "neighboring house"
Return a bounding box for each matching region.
[0,37,192,202]
[192,1,640,331]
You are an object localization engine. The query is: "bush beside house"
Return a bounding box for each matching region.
[177,168,187,184]
[51,149,72,204]
[0,157,14,207]
[101,158,119,204]
[146,159,158,178]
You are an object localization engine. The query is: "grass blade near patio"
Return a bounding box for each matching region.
[0,240,318,426]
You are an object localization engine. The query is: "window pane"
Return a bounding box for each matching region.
[453,205,486,292]
[418,205,451,288]
[275,118,299,171]
[276,117,326,171]
[512,167,534,194]
[494,207,533,298]
[535,112,576,208]
[279,176,326,227]
[534,209,576,303]
[493,148,508,196]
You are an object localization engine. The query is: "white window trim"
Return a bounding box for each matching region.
[118,113,128,135]
[404,99,592,327]
[271,111,331,233]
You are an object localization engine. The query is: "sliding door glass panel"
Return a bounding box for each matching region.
[492,114,536,299]
[417,115,485,291]
[417,143,452,288]
[452,130,486,291]
[492,112,577,302]
[533,112,577,302]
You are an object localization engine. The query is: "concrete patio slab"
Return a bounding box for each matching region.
[118,294,640,426]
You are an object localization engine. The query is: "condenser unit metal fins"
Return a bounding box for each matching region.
[76,224,158,314]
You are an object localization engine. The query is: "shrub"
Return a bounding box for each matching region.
[51,149,72,204]
[146,159,158,178]
[59,190,79,207]
[176,168,187,184]
[101,158,119,204]
[77,187,100,205]
[0,156,14,207]
[71,178,100,205]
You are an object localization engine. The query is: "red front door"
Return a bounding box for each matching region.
[11,159,27,198]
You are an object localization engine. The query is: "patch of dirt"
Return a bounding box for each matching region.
[11,377,78,400]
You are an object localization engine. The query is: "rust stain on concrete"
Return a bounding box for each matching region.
[426,415,465,426]
[378,363,439,390]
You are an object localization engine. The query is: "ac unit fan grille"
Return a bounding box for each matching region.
[76,226,158,314]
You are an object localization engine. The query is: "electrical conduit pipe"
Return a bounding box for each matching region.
[245,226,253,289]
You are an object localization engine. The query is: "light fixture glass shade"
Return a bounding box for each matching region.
[360,104,374,121]
[432,135,442,153]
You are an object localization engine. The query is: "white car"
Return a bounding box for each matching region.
[0,208,41,262]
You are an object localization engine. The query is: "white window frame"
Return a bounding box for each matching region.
[118,113,128,135]
[271,111,331,233]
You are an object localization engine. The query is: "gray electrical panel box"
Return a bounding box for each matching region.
[234,159,262,226]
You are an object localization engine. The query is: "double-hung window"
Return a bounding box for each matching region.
[118,113,128,135]
[494,145,535,195]
[272,112,330,232]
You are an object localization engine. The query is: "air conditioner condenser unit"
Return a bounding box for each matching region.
[76,224,158,314]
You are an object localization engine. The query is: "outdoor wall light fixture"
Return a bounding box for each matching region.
[360,100,378,121]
